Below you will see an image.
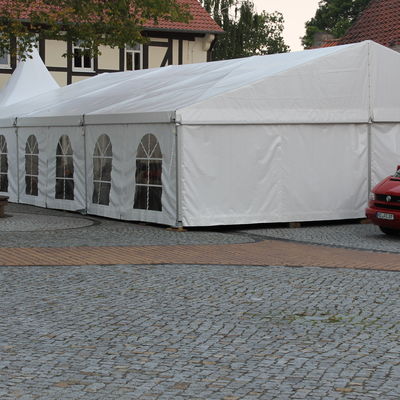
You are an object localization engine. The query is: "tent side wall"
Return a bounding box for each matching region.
[369,43,400,183]
[179,123,369,227]
[12,114,177,226]
[371,123,400,186]
[0,126,18,202]
[16,123,86,211]
[85,122,177,226]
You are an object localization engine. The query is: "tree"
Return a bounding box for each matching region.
[302,0,372,48]
[201,0,289,60]
[0,0,192,59]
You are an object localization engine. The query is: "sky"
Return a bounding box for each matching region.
[252,0,321,51]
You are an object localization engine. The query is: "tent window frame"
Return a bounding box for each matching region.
[25,135,39,196]
[92,134,113,206]
[134,133,162,212]
[0,135,8,193]
[55,135,74,200]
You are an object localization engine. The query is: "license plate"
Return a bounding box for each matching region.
[376,212,395,220]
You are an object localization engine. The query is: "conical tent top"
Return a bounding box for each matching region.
[0,47,59,107]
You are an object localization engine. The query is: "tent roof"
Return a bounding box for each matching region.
[0,48,59,107]
[1,40,400,124]
[0,43,354,117]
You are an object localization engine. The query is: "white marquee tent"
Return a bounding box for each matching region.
[0,40,399,227]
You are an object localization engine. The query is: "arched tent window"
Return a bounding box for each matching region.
[134,133,162,211]
[0,135,8,192]
[55,135,74,200]
[92,134,112,205]
[25,135,39,196]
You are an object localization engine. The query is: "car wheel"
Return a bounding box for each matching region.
[379,226,400,235]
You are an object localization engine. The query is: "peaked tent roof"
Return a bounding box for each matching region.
[1,41,399,125]
[0,48,59,107]
[0,44,357,118]
[338,0,400,47]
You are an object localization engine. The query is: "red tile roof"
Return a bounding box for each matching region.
[320,39,341,48]
[144,0,223,34]
[0,0,223,35]
[337,0,400,47]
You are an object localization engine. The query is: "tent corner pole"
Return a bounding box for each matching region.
[82,115,88,215]
[14,117,20,203]
[174,118,183,229]
[367,121,372,196]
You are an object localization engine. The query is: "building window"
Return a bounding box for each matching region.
[73,42,93,71]
[55,135,74,200]
[0,135,8,192]
[134,134,162,211]
[92,134,112,206]
[125,44,142,71]
[25,135,39,196]
[0,50,10,68]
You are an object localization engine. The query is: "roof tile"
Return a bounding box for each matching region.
[338,0,400,47]
[0,0,223,34]
[144,0,223,33]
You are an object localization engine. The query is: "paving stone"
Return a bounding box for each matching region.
[0,264,398,399]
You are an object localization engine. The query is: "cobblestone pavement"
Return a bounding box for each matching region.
[0,204,251,248]
[1,204,400,254]
[239,223,400,253]
[1,204,400,399]
[0,264,399,400]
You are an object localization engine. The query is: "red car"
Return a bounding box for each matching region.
[366,166,400,235]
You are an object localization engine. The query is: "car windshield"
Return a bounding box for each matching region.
[394,169,400,178]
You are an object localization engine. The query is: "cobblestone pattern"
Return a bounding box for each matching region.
[0,204,251,248]
[0,213,94,232]
[240,224,400,253]
[0,264,399,399]
[2,204,400,254]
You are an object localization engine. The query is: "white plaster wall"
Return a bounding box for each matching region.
[0,74,10,89]
[98,46,120,70]
[45,40,68,67]
[71,75,91,84]
[149,46,168,68]
[190,37,208,64]
[50,71,68,87]
[173,39,180,65]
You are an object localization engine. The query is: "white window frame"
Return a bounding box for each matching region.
[125,44,143,71]
[0,50,10,69]
[72,42,94,72]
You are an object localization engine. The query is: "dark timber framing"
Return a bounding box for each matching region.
[0,31,211,84]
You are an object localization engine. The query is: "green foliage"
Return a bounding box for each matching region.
[302,0,372,48]
[0,0,192,59]
[201,0,288,60]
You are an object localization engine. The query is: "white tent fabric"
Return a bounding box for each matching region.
[0,40,399,226]
[0,48,59,107]
[0,42,369,120]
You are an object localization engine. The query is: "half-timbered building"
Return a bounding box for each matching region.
[0,0,223,87]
